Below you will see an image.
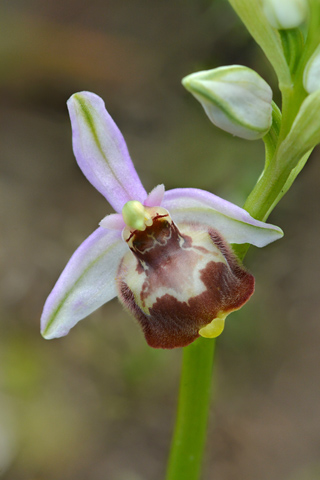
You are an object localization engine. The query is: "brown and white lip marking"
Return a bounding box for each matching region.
[117,212,254,349]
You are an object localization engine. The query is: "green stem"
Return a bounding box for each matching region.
[165,337,216,480]
[231,159,292,260]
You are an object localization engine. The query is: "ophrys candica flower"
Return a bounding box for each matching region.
[41,92,283,348]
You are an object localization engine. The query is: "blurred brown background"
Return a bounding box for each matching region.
[1,0,320,479]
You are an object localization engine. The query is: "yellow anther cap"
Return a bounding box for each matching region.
[122,201,152,231]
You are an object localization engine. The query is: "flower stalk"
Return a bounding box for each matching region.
[165,338,216,480]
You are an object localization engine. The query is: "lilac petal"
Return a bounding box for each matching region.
[144,184,165,207]
[162,188,283,247]
[41,227,127,339]
[67,92,147,212]
[99,213,125,230]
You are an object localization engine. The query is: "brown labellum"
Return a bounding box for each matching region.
[117,212,254,349]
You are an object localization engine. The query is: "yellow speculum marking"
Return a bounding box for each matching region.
[199,312,226,338]
[122,201,153,231]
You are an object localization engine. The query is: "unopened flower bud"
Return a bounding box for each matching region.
[182,66,273,140]
[263,0,308,30]
[303,45,320,94]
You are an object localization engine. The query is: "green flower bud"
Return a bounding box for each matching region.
[303,45,320,94]
[182,66,273,141]
[263,0,308,30]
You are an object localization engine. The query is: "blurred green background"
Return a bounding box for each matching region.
[1,0,320,479]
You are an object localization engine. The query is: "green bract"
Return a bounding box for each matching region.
[279,89,320,164]
[182,66,273,141]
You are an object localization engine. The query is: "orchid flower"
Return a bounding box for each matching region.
[41,92,283,349]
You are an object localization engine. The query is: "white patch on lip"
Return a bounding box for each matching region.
[119,224,227,315]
